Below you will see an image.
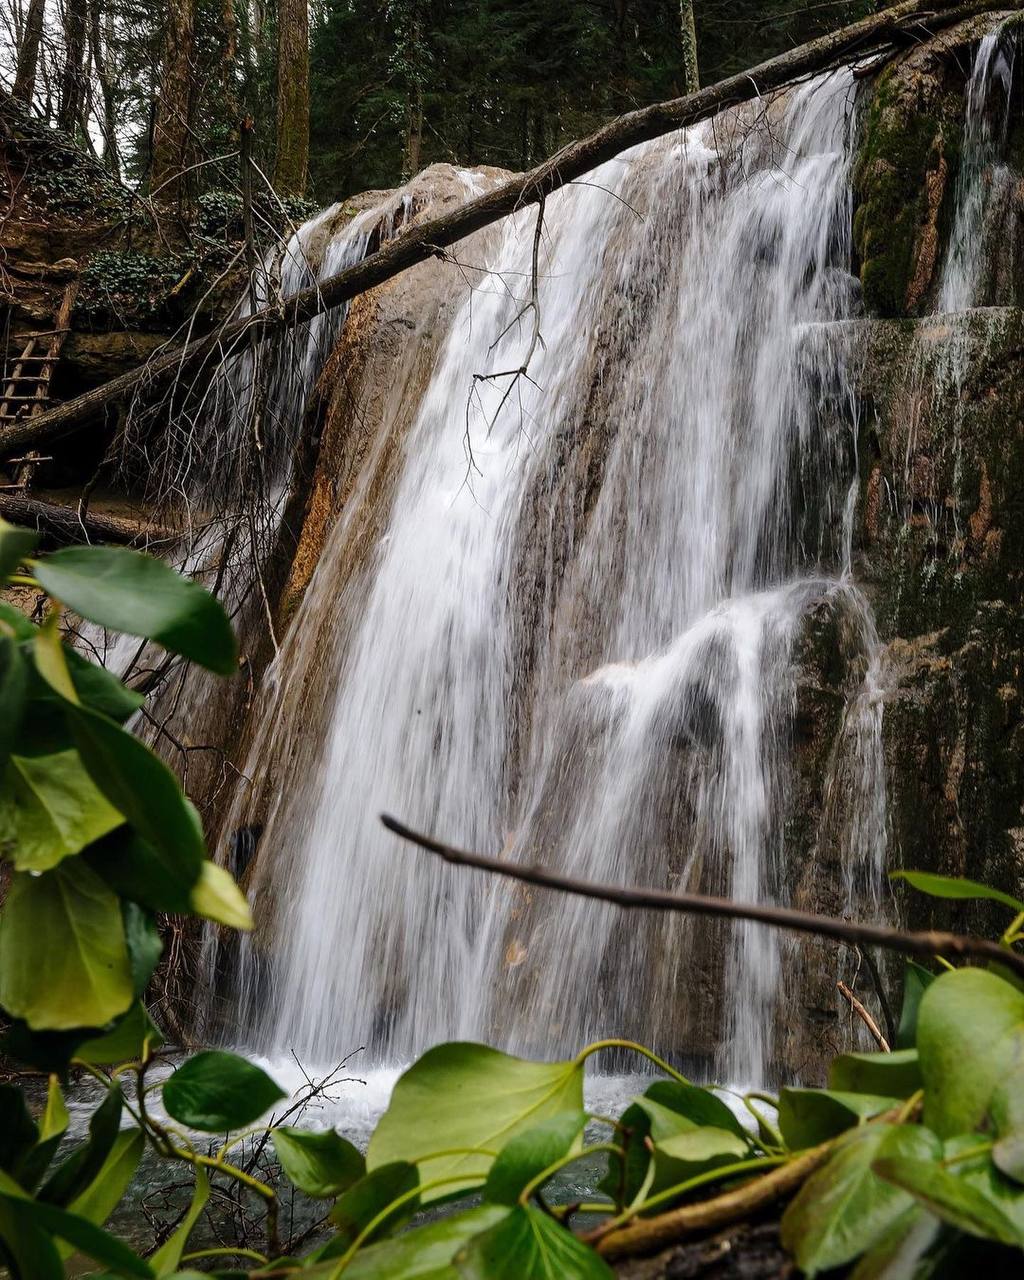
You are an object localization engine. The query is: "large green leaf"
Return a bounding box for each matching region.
[778,1088,901,1149]
[40,1081,123,1206]
[33,546,238,675]
[271,1127,365,1198]
[189,860,253,930]
[324,1162,420,1254]
[0,1189,153,1277]
[150,1166,209,1276]
[597,1101,651,1210]
[66,1129,145,1231]
[917,967,1024,1137]
[19,1075,72,1191]
[0,1084,39,1178]
[0,634,27,767]
[0,1193,63,1280]
[847,1204,942,1280]
[0,749,124,871]
[0,519,38,582]
[455,1204,613,1279]
[780,1123,942,1276]
[648,1126,750,1196]
[122,902,163,995]
[638,1082,749,1141]
[872,1153,1022,1246]
[896,962,935,1051]
[77,1001,164,1066]
[828,1050,922,1100]
[0,859,134,1031]
[992,1064,1024,1184]
[66,702,205,891]
[162,1050,286,1131]
[890,870,1024,915]
[329,1204,508,1280]
[484,1112,586,1205]
[367,1043,584,1203]
[84,826,193,914]
[24,639,144,729]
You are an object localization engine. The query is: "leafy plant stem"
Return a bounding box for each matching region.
[742,1093,784,1150]
[327,1174,485,1277]
[575,1038,690,1085]
[1001,911,1024,945]
[942,1140,993,1167]
[516,1143,623,1206]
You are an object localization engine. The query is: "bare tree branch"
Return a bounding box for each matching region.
[379,814,1024,981]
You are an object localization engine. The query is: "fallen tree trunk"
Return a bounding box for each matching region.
[0,492,174,546]
[0,0,1009,461]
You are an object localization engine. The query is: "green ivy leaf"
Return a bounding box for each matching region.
[367,1043,583,1204]
[780,1123,942,1276]
[150,1167,209,1276]
[638,1082,749,1141]
[83,826,193,914]
[0,519,38,582]
[162,1050,286,1131]
[0,602,33,639]
[0,635,27,767]
[992,1064,1024,1184]
[872,1153,1023,1246]
[0,1194,63,1280]
[896,961,935,1051]
[0,749,124,871]
[40,1082,122,1207]
[313,1204,507,1279]
[648,1126,750,1196]
[918,968,1024,1137]
[66,702,205,893]
[890,870,1024,915]
[846,1204,942,1280]
[77,1001,164,1066]
[778,1089,902,1150]
[33,546,238,675]
[324,1162,420,1254]
[455,1203,613,1279]
[0,1083,39,1178]
[271,1127,365,1198]
[483,1112,586,1205]
[597,1100,651,1210]
[0,1184,153,1276]
[65,1129,145,1235]
[122,902,163,996]
[189,860,253,930]
[828,1049,922,1100]
[0,860,134,1031]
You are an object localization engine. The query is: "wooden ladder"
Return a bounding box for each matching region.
[0,280,78,489]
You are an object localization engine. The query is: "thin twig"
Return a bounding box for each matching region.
[837,980,890,1051]
[379,815,1024,981]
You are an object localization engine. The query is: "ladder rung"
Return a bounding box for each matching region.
[1,395,50,402]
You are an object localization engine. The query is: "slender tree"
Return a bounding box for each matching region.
[150,0,197,208]
[12,0,46,102]
[57,0,88,133]
[88,0,120,177]
[681,0,699,94]
[273,0,309,195]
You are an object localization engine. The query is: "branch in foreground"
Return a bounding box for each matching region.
[0,0,1006,461]
[379,814,1024,981]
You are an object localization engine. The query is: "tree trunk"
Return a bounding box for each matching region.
[0,0,1003,460]
[681,0,699,96]
[404,81,424,179]
[88,0,120,178]
[273,0,309,196]
[13,0,46,103]
[57,0,88,134]
[150,0,196,209]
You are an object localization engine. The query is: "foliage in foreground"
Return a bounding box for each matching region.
[2,516,1024,1276]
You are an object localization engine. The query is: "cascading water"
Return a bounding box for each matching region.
[210,65,889,1086]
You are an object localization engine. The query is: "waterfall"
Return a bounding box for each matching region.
[207,66,890,1086]
[939,24,1018,314]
